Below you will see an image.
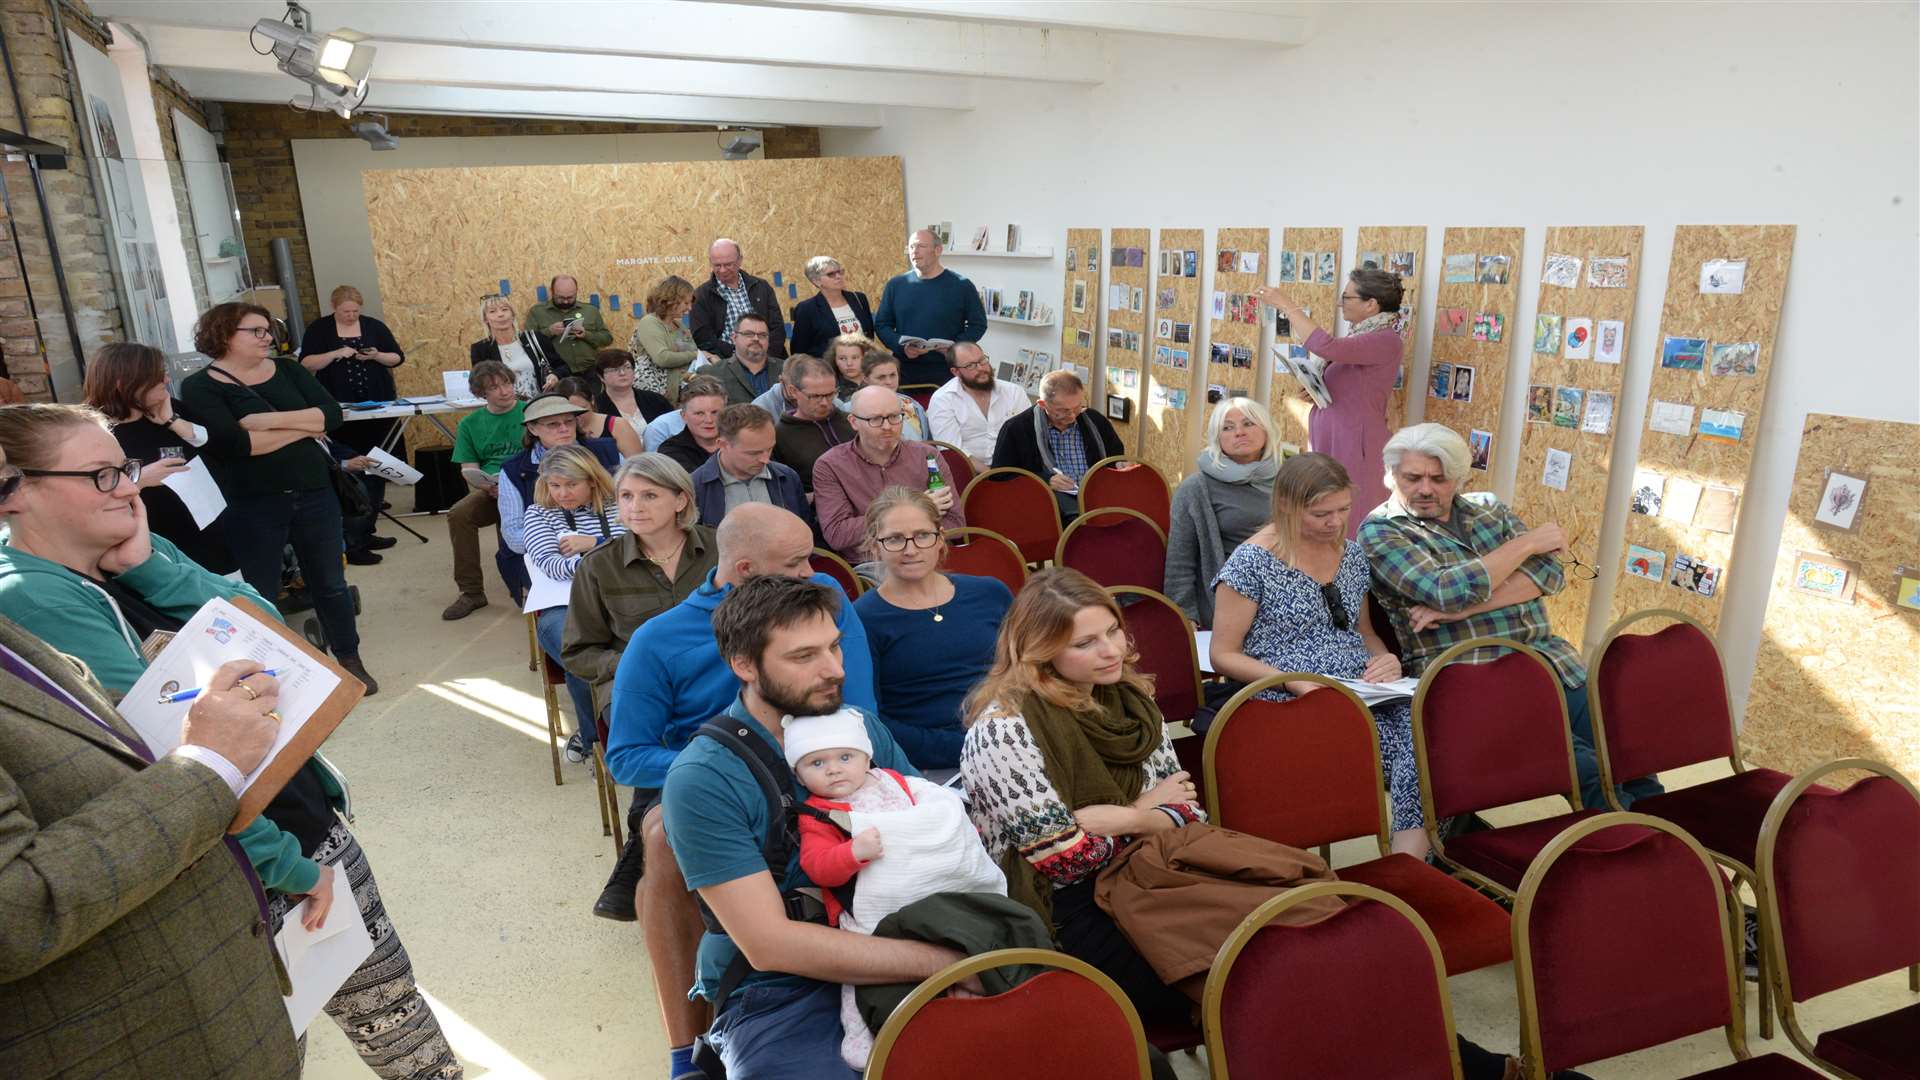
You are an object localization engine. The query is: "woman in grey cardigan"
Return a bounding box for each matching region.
[1164,396,1283,626]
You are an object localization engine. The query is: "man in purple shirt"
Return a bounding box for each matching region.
[811,385,963,562]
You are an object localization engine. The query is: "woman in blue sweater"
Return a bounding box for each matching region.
[853,486,1012,772]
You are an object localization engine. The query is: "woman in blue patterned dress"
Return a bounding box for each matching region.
[1207,451,1427,858]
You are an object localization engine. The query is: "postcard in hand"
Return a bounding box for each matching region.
[1813,471,1867,531]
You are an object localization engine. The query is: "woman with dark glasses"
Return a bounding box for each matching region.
[1205,451,1426,858]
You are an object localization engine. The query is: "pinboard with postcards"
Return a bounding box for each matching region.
[1142,228,1205,483]
[1103,228,1152,452]
[1265,227,1340,452]
[1060,227,1102,411]
[1421,227,1523,479]
[1355,225,1425,431]
[1205,228,1269,423]
[1609,224,1795,630]
[1743,413,1919,781]
[1509,225,1646,651]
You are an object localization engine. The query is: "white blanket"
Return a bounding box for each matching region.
[842,775,1005,936]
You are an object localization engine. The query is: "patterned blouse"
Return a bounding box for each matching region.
[1213,539,1374,699]
[960,706,1205,889]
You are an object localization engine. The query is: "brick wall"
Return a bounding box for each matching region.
[0,0,123,400]
[218,103,823,320]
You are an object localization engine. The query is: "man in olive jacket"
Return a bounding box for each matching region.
[0,615,299,1079]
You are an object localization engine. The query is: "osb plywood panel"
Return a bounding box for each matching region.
[1143,228,1204,484]
[1744,414,1919,782]
[1421,227,1523,462]
[1609,224,1795,631]
[1267,226,1339,452]
[1206,228,1268,407]
[1511,226,1646,652]
[1061,227,1101,399]
[363,156,907,448]
[1356,225,1425,430]
[1105,227,1151,453]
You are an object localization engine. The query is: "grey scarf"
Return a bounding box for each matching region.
[1033,408,1111,478]
[1197,449,1279,492]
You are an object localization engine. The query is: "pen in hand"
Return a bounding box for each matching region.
[158,669,282,705]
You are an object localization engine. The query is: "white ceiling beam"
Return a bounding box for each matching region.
[131,23,974,110]
[167,70,884,129]
[89,0,1107,84]
[713,0,1313,45]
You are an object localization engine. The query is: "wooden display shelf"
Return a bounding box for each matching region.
[986,314,1056,328]
[947,247,1055,259]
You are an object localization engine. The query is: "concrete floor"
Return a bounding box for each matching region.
[306,513,1914,1079]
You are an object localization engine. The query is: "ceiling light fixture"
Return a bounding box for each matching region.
[251,2,376,118]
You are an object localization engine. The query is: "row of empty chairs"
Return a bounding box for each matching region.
[866,760,1920,1079]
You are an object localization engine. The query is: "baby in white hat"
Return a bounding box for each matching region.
[783,707,1006,1069]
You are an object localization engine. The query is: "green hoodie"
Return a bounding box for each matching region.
[0,531,343,895]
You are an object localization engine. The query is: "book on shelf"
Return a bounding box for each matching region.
[970,225,989,252]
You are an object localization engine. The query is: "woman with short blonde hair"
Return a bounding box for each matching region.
[790,255,873,359]
[471,293,567,397]
[1164,395,1283,626]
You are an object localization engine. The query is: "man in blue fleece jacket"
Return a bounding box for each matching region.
[600,504,876,1080]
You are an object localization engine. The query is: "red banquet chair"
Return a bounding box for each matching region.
[1110,586,1203,728]
[900,383,939,411]
[809,547,864,601]
[1513,814,1823,1079]
[1757,759,1920,1080]
[1080,456,1171,535]
[1204,882,1464,1080]
[942,527,1027,593]
[1204,674,1511,977]
[961,467,1062,565]
[1413,638,1599,899]
[1057,507,1167,592]
[928,439,976,492]
[867,948,1151,1080]
[1590,608,1803,1034]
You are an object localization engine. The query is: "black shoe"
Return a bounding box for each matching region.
[379,500,393,510]
[365,534,399,550]
[346,548,383,565]
[593,830,647,922]
[337,654,380,696]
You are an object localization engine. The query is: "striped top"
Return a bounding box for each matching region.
[524,499,626,581]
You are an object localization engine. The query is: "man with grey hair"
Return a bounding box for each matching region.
[691,237,787,361]
[1360,422,1662,810]
[874,228,987,386]
[990,368,1123,518]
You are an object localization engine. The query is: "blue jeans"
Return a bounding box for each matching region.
[228,486,361,657]
[709,981,859,1080]
[534,606,597,743]
[1565,679,1663,810]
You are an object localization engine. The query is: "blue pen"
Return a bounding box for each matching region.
[157,669,283,705]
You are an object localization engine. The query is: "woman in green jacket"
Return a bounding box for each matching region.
[0,400,462,1080]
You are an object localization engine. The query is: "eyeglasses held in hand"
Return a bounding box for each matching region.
[1320,581,1350,632]
[875,530,940,552]
[1561,553,1600,581]
[21,459,142,492]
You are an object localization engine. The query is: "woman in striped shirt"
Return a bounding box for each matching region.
[526,444,625,761]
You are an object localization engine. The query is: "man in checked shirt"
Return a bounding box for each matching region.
[1360,423,1662,810]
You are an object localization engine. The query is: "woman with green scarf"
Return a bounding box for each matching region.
[1165,396,1282,627]
[958,567,1202,1029]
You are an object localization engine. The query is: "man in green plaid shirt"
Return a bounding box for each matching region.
[1361,424,1661,809]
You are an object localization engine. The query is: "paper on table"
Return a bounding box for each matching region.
[278,866,373,1035]
[118,597,342,791]
[364,446,423,486]
[161,457,227,529]
[522,554,573,614]
[441,369,481,405]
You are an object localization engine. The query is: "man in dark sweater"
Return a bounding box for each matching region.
[874,229,987,386]
[771,355,854,493]
[689,238,788,361]
[990,369,1121,520]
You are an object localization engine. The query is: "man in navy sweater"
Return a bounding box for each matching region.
[873,229,988,387]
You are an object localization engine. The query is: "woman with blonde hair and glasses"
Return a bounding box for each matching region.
[790,255,874,360]
[852,485,1011,772]
[959,567,1203,1033]
[524,443,627,762]
[1165,395,1283,627]
[471,293,568,398]
[1207,451,1423,856]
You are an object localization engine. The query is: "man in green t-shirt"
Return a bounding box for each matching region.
[444,362,526,620]
[524,274,612,374]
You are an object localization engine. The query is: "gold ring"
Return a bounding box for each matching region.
[239,683,258,701]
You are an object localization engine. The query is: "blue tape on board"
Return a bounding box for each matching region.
[498,279,512,297]
[536,285,548,303]
[772,271,783,288]
[787,283,797,299]
[590,294,600,308]
[609,294,621,312]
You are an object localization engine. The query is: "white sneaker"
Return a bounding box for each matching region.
[563,731,589,764]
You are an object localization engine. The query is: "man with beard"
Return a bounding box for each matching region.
[526,274,612,376]
[602,505,878,1080]
[707,312,780,405]
[661,574,970,1079]
[925,342,1029,473]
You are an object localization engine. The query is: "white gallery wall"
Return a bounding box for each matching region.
[821,0,1920,718]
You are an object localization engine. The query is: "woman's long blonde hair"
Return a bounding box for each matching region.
[1264,451,1353,560]
[963,567,1154,723]
[534,444,616,509]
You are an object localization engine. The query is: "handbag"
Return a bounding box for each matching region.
[627,324,670,396]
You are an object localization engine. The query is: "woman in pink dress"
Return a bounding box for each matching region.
[1258,268,1405,535]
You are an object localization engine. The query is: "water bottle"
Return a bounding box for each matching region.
[924,451,946,494]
